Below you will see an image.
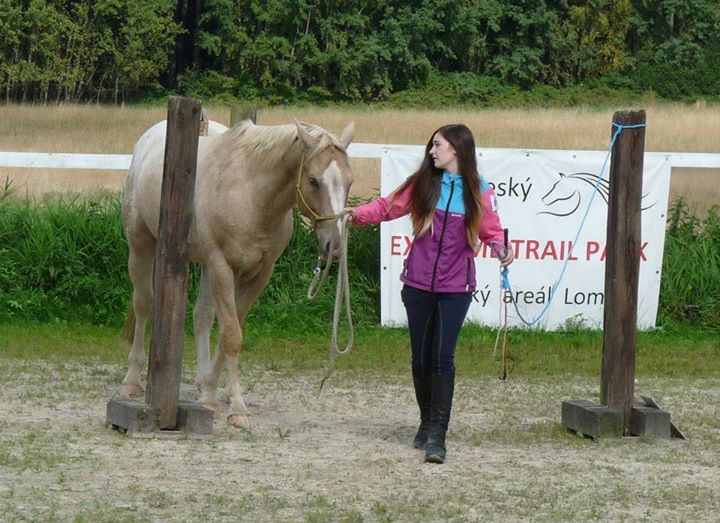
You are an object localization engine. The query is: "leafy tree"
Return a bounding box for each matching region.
[484,0,561,87]
[1,0,719,104]
[628,0,720,97]
[0,0,178,103]
[554,0,632,84]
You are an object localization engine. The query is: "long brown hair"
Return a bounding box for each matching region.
[394,124,484,248]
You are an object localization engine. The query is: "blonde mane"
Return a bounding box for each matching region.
[222,121,345,167]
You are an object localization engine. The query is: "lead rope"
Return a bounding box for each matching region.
[491,229,510,380]
[294,151,354,393]
[306,238,334,300]
[311,213,354,396]
[503,122,647,327]
[498,265,510,380]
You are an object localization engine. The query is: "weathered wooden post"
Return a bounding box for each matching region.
[145,96,202,429]
[600,110,645,431]
[230,104,257,126]
[107,96,213,436]
[562,110,678,439]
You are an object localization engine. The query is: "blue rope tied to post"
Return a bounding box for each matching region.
[504,121,647,327]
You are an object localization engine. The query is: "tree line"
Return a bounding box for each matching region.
[1,0,719,106]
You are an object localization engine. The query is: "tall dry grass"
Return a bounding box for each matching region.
[0,103,718,210]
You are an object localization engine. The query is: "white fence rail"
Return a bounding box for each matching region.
[0,152,132,170]
[1,147,720,169]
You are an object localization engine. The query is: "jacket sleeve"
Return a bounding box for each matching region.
[477,187,507,255]
[353,182,414,226]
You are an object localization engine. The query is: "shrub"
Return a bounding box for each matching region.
[0,195,380,330]
[659,200,720,331]
[0,195,716,332]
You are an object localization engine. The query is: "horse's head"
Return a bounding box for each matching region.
[541,173,568,206]
[294,120,355,259]
[539,172,610,217]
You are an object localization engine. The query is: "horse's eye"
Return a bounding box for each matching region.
[309,177,320,189]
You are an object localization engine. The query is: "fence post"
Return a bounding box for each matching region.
[600,110,645,432]
[145,96,202,429]
[561,109,680,440]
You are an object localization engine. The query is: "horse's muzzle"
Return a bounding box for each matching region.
[320,246,342,261]
[316,224,342,260]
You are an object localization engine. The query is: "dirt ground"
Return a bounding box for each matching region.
[1,357,719,522]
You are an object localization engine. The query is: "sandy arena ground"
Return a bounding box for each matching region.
[1,356,719,522]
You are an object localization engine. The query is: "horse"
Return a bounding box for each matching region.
[540,171,656,218]
[120,118,355,428]
[539,172,610,217]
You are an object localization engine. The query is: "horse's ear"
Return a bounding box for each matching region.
[295,119,319,149]
[339,121,355,149]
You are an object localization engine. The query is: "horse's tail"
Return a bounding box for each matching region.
[123,303,136,344]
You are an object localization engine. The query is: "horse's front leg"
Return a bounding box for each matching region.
[197,256,247,424]
[223,264,275,428]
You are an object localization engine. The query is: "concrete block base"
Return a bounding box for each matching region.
[562,397,680,440]
[107,398,214,436]
[561,399,623,439]
[629,405,671,438]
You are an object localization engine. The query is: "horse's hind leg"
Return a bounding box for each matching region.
[120,228,155,397]
[193,266,215,386]
[197,256,237,415]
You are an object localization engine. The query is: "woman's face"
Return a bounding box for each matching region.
[429,132,458,173]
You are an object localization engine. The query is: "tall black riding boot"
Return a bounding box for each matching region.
[412,372,431,449]
[424,374,455,464]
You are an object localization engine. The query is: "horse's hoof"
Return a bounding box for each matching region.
[119,383,143,397]
[198,399,221,413]
[227,414,251,430]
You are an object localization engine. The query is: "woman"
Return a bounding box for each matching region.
[346,124,514,464]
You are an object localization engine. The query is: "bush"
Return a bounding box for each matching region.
[1,195,717,332]
[0,195,380,330]
[0,195,129,324]
[382,69,650,109]
[659,200,720,331]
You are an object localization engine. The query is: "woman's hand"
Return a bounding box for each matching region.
[344,207,357,223]
[499,248,514,267]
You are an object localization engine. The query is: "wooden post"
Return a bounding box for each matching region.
[230,104,257,126]
[561,110,678,439]
[600,110,646,433]
[145,96,202,429]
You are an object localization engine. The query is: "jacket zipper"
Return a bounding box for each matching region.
[430,179,454,291]
[466,257,472,291]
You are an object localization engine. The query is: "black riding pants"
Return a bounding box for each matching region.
[401,284,472,378]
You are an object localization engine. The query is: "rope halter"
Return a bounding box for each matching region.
[295,152,340,224]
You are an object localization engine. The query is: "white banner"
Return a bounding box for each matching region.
[379,146,672,330]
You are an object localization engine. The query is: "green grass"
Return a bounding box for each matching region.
[1,321,717,380]
[0,194,128,324]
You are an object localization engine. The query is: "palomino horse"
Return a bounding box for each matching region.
[120,118,355,428]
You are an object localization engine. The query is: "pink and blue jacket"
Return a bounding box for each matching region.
[353,172,506,293]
